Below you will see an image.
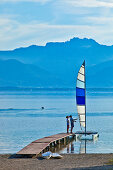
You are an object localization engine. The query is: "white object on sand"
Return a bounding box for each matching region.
[42,151,52,159]
[51,153,62,159]
[42,151,62,159]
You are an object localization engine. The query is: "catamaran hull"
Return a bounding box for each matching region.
[75,131,99,140]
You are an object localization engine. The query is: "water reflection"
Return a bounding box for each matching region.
[55,136,99,154]
[66,141,74,153]
[49,136,75,153]
[79,140,86,154]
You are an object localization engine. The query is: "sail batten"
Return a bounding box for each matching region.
[76,61,86,129]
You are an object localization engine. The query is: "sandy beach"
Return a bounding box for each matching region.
[0,154,113,170]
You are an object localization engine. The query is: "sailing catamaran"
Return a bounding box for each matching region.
[75,61,99,139]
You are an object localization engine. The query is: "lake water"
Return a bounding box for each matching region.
[0,88,113,154]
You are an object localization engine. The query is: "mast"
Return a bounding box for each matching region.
[84,60,86,134]
[85,139,86,153]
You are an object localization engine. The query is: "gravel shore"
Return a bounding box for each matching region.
[0,154,113,170]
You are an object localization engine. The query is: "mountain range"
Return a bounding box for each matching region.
[0,37,113,88]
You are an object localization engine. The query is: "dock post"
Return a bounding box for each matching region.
[50,143,52,148]
[64,137,66,145]
[53,141,57,146]
[57,139,60,144]
[58,140,61,149]
[66,136,70,144]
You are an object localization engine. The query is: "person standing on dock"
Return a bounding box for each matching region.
[70,115,77,133]
[66,116,69,133]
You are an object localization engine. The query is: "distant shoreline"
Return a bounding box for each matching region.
[0,87,113,91]
[0,153,113,170]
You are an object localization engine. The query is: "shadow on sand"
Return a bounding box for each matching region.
[69,165,113,169]
[8,154,39,159]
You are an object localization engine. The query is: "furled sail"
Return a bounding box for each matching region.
[76,61,86,129]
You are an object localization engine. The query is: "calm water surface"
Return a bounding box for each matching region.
[0,88,113,154]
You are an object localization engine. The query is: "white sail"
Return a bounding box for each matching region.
[76,61,86,129]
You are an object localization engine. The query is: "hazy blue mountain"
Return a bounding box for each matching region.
[87,60,113,87]
[0,59,67,87]
[0,58,113,88]
[0,37,113,87]
[0,38,113,67]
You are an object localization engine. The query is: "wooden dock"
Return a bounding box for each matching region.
[17,133,75,155]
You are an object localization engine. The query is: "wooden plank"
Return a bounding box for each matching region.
[33,137,58,143]
[17,143,50,155]
[46,133,72,138]
[33,133,72,143]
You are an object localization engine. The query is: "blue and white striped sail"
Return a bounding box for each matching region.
[76,61,86,128]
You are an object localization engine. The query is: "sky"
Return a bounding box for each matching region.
[0,0,113,50]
